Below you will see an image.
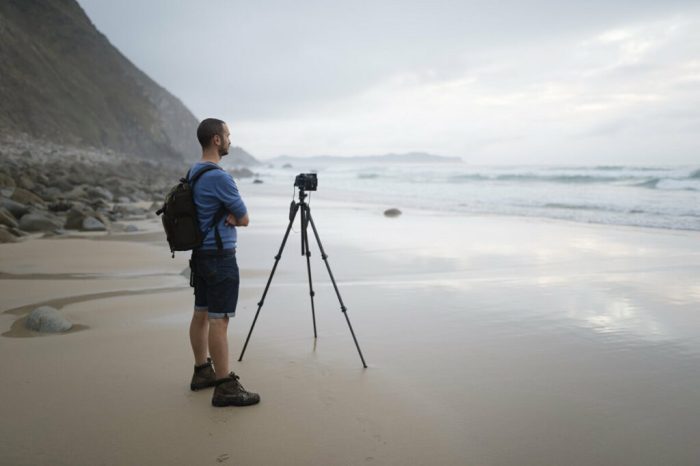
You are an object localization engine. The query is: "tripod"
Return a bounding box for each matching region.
[238,188,368,368]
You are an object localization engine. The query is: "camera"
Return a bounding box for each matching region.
[294,173,318,191]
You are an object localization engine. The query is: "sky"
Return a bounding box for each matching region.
[77,0,700,164]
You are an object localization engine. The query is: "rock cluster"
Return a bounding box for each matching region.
[0,136,259,243]
[0,141,187,242]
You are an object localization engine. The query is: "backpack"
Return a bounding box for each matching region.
[156,165,226,257]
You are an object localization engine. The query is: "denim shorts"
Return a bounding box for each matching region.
[191,249,239,319]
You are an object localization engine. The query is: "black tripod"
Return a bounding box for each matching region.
[238,188,368,368]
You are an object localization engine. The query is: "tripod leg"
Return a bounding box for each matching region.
[306,210,368,368]
[238,202,300,362]
[301,205,318,338]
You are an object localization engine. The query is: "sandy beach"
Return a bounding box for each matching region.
[1,185,700,465]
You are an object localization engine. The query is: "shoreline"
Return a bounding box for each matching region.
[2,190,700,465]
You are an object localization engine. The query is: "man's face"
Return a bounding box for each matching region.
[216,123,231,156]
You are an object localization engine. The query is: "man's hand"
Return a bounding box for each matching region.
[225,213,249,227]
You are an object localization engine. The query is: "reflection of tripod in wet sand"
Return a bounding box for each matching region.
[238,189,368,368]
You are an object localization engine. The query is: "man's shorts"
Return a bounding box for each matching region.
[191,248,239,319]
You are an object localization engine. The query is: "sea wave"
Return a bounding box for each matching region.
[449,173,628,184]
[445,167,700,191]
[544,203,612,212]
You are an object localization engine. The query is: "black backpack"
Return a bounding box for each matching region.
[156,165,226,257]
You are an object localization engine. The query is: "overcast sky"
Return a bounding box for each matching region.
[77,0,700,164]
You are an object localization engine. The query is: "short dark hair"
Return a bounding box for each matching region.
[197,118,226,148]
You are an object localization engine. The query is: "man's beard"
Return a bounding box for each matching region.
[218,145,229,156]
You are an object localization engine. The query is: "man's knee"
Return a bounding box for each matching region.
[209,316,229,330]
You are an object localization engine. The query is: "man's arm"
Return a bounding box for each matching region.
[225,212,249,227]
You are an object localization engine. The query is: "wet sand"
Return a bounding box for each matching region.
[1,187,700,465]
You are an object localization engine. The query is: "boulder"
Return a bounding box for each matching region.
[11,187,45,206]
[0,207,19,228]
[0,198,30,218]
[93,210,111,228]
[49,177,73,192]
[0,173,15,189]
[125,224,138,232]
[0,226,20,243]
[384,208,402,218]
[18,212,63,232]
[62,185,89,201]
[253,179,264,184]
[85,186,114,202]
[65,205,94,230]
[41,187,63,202]
[48,200,74,213]
[25,306,73,333]
[230,168,254,178]
[81,216,107,231]
[17,175,37,191]
[113,204,146,217]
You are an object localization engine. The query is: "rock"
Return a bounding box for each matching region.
[49,177,73,192]
[86,186,114,202]
[93,210,111,228]
[65,205,94,230]
[41,187,63,202]
[0,226,20,243]
[0,173,16,189]
[18,212,63,232]
[112,204,145,217]
[230,168,254,178]
[282,163,293,169]
[253,179,263,184]
[17,175,37,191]
[90,199,110,211]
[8,226,28,237]
[11,187,45,206]
[43,228,67,237]
[125,224,138,232]
[116,196,132,204]
[384,208,402,217]
[0,198,30,218]
[48,200,74,212]
[25,306,73,333]
[62,185,89,201]
[81,216,106,231]
[0,207,19,228]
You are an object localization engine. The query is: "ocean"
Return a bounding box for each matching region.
[253,163,700,231]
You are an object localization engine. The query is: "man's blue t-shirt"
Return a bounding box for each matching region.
[190,162,247,250]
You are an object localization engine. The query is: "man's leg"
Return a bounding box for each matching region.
[209,316,230,379]
[189,309,210,366]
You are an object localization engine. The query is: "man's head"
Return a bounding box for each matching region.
[197,118,231,156]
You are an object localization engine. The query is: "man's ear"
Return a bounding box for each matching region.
[212,134,221,146]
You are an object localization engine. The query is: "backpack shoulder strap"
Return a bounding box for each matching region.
[187,164,223,187]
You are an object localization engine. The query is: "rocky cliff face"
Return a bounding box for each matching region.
[0,0,199,161]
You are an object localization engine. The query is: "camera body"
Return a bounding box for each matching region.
[294,173,318,191]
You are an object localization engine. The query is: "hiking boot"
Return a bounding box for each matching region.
[190,358,217,391]
[212,372,261,407]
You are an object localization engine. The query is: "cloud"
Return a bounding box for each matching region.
[78,0,700,163]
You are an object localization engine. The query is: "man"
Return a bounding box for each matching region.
[188,118,260,407]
